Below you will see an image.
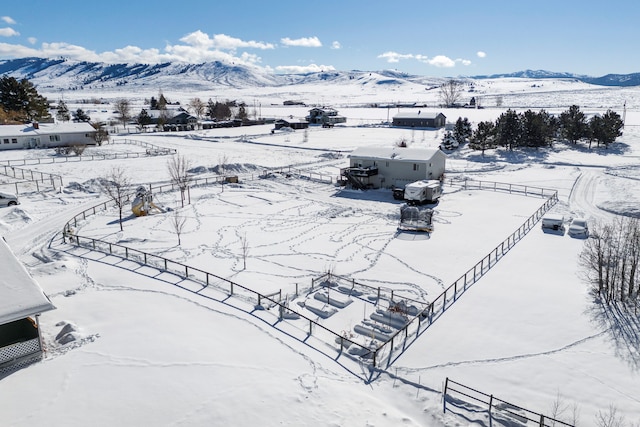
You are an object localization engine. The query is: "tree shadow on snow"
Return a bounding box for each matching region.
[586,296,640,371]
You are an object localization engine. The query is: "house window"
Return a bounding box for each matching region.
[3,138,8,144]
[11,138,17,144]
[385,161,389,167]
[413,163,419,171]
[49,135,61,142]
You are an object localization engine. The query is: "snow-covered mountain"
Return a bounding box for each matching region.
[2,57,638,92]
[472,69,640,86]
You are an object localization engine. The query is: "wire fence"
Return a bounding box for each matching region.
[444,378,575,427]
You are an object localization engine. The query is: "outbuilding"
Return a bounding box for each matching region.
[0,122,98,150]
[392,111,446,128]
[0,237,55,375]
[342,146,446,189]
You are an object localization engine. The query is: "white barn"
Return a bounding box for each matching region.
[342,146,447,189]
[0,122,98,150]
[0,237,55,375]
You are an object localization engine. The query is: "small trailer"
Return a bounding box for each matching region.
[541,214,565,231]
[404,180,442,205]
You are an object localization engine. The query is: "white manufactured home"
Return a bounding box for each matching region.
[0,237,55,375]
[0,122,98,151]
[342,146,447,189]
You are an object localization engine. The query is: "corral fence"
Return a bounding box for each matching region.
[444,378,574,427]
[272,165,336,185]
[0,164,63,193]
[369,181,558,368]
[61,177,558,369]
[62,196,377,367]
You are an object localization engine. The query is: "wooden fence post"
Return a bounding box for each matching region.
[443,377,449,413]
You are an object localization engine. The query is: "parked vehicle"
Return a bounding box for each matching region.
[404,180,441,205]
[0,191,19,207]
[568,218,589,238]
[541,214,564,230]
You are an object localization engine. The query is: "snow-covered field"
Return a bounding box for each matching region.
[1,79,640,426]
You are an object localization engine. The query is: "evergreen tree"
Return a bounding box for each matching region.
[0,76,51,122]
[236,104,248,122]
[495,109,522,150]
[559,105,587,144]
[453,117,472,144]
[73,108,91,122]
[600,109,624,148]
[470,120,496,155]
[150,96,158,110]
[56,100,71,122]
[136,109,152,131]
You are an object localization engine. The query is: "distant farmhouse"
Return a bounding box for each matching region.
[0,237,55,375]
[306,107,347,126]
[274,118,309,130]
[392,111,446,128]
[0,122,97,151]
[341,146,446,189]
[147,108,198,131]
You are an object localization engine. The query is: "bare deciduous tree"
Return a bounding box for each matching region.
[113,98,131,131]
[239,232,249,270]
[167,155,192,207]
[101,166,131,231]
[188,98,206,120]
[217,153,229,192]
[438,79,464,108]
[580,217,640,304]
[595,404,626,427]
[171,208,187,246]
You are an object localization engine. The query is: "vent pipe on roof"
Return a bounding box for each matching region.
[33,122,39,129]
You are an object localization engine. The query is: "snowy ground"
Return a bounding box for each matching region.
[1,80,640,426]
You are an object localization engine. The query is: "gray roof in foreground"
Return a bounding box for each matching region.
[349,146,444,162]
[0,238,55,325]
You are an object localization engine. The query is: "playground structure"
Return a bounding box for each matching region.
[131,186,164,216]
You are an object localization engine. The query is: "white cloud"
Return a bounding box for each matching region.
[377,51,414,63]
[275,63,335,74]
[0,27,19,37]
[1,16,16,25]
[179,31,274,50]
[331,41,341,50]
[27,37,37,45]
[477,51,486,58]
[280,36,322,47]
[381,51,471,69]
[0,30,275,67]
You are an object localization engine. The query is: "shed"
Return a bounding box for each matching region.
[0,122,98,150]
[392,112,446,128]
[0,238,55,374]
[342,146,446,189]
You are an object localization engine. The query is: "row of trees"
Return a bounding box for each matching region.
[468,106,623,152]
[580,216,640,305]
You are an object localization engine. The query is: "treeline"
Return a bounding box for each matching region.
[468,105,623,152]
[580,217,640,305]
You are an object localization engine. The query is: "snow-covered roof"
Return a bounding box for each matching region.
[0,237,55,324]
[392,112,444,119]
[0,122,96,137]
[349,146,445,162]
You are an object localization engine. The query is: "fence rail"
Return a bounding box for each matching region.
[62,177,558,369]
[0,164,63,193]
[369,184,558,368]
[444,377,574,427]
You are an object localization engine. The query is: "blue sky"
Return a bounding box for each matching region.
[0,0,638,77]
